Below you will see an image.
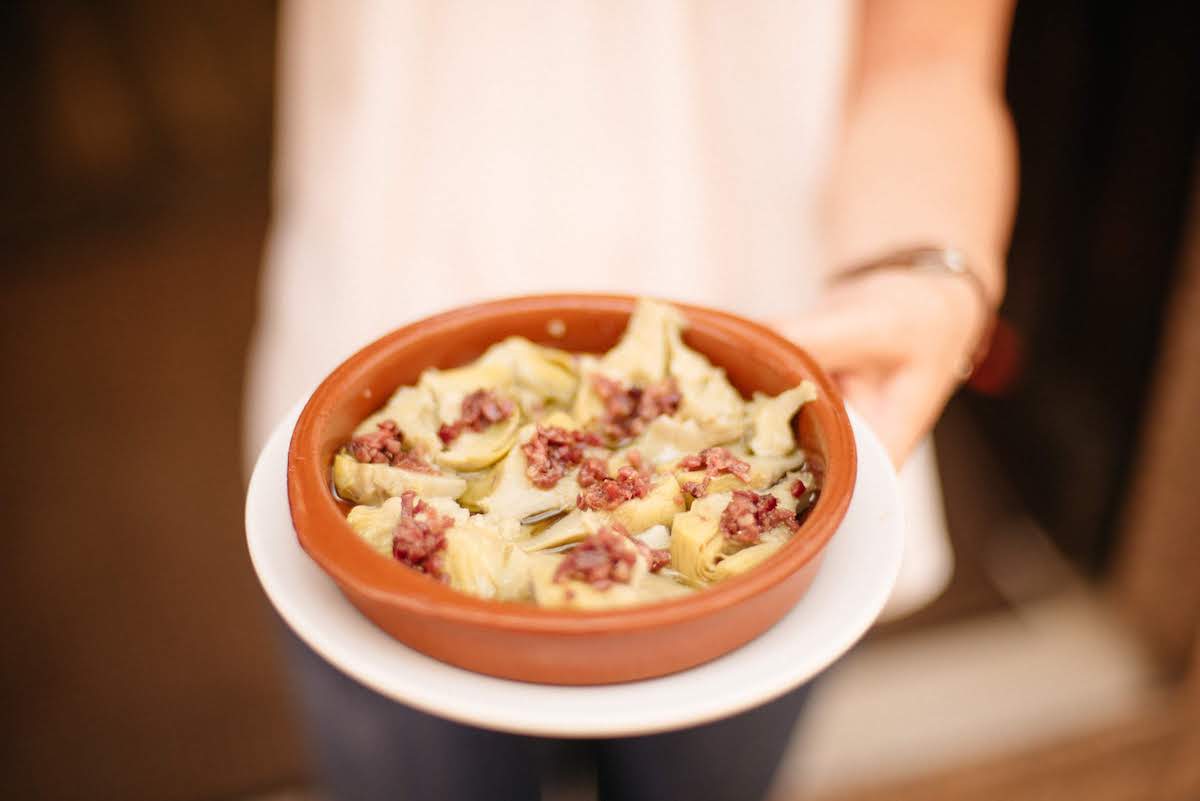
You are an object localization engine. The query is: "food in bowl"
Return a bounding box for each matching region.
[331,298,825,611]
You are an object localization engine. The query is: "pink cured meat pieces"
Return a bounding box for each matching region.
[576,464,651,511]
[347,421,438,473]
[391,491,456,579]
[522,425,602,490]
[577,457,610,489]
[719,490,799,546]
[678,447,752,498]
[591,374,681,441]
[553,527,637,589]
[553,525,670,589]
[438,389,516,445]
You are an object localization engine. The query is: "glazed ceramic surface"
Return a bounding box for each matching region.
[250,403,901,735]
[286,295,856,684]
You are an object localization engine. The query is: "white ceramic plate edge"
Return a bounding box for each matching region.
[246,403,903,737]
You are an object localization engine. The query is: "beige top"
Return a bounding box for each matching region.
[247,0,951,617]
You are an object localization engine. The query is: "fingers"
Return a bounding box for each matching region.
[844,366,957,466]
[764,271,979,465]
[818,352,958,466]
[877,371,937,466]
[835,373,913,466]
[766,284,910,373]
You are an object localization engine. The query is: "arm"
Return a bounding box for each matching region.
[774,0,1018,464]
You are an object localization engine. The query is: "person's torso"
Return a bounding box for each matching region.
[249,0,851,448]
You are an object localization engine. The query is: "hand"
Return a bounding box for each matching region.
[767,269,990,466]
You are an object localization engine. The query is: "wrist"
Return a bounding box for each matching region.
[836,245,995,306]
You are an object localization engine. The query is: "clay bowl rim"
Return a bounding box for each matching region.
[287,293,856,636]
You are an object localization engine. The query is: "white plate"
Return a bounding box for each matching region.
[246,405,903,738]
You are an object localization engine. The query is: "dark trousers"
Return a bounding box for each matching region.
[285,632,812,801]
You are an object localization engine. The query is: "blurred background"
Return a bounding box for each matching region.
[2,2,1198,800]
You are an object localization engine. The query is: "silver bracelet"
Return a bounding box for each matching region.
[835,245,992,313]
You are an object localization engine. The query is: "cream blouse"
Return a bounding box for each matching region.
[247,0,950,619]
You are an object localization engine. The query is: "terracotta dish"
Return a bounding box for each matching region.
[287,295,856,684]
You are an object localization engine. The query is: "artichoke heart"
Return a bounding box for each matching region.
[627,416,742,466]
[767,469,812,510]
[711,538,787,582]
[478,336,578,412]
[444,521,534,601]
[610,473,686,533]
[746,382,817,457]
[419,361,514,425]
[456,467,497,512]
[346,495,470,557]
[669,492,734,584]
[353,385,442,453]
[743,448,809,487]
[667,322,745,435]
[675,447,806,497]
[332,452,467,505]
[476,423,580,522]
[569,355,608,429]
[436,411,521,472]
[670,481,808,584]
[671,445,800,503]
[597,298,679,385]
[529,554,634,609]
[675,469,751,501]
[521,473,685,552]
[539,409,582,431]
[521,509,607,552]
[529,551,692,610]
[466,511,530,542]
[636,524,671,551]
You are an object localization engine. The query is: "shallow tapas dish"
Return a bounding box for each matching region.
[287,294,856,685]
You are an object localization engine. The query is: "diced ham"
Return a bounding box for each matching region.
[348,421,437,473]
[577,457,610,488]
[576,464,651,511]
[625,449,650,478]
[679,447,751,498]
[438,388,516,445]
[553,525,640,588]
[591,374,681,441]
[348,420,405,463]
[391,491,455,579]
[522,425,602,490]
[719,490,799,546]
